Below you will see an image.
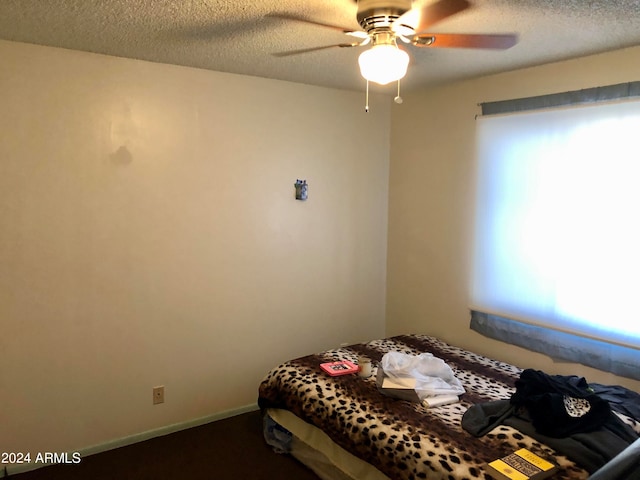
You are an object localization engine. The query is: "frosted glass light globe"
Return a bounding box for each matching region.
[358,44,409,85]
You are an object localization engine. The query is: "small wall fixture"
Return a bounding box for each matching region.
[294,179,308,201]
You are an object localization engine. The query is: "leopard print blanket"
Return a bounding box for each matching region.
[258,334,590,480]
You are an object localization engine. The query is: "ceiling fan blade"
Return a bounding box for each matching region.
[272,43,360,57]
[412,33,518,49]
[266,12,357,34]
[397,0,471,34]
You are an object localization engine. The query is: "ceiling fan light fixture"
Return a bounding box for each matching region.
[358,44,409,85]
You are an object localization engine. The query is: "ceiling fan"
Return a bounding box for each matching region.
[267,0,517,92]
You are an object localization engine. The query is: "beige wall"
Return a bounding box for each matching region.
[0,40,389,457]
[387,45,640,391]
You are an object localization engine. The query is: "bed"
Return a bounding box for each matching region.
[257,334,640,480]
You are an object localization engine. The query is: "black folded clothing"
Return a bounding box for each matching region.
[511,369,613,437]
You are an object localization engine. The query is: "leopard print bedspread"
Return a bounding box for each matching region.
[258,334,590,480]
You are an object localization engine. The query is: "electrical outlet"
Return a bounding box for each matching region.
[153,386,165,405]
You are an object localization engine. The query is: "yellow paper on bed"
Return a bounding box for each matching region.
[486,448,558,480]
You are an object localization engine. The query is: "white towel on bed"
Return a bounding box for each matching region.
[381,351,465,401]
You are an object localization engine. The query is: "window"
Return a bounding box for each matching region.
[471,92,640,379]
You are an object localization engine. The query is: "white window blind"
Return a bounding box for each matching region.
[472,99,640,353]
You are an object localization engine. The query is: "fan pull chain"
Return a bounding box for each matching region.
[365,80,369,113]
[394,80,403,104]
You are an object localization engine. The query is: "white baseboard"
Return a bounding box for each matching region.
[1,403,259,478]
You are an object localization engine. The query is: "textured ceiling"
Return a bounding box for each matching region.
[1,0,640,93]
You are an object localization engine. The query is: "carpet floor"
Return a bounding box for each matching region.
[10,410,321,480]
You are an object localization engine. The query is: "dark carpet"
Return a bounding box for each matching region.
[10,410,321,480]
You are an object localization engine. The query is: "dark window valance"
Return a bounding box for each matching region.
[470,310,640,381]
[480,81,640,116]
